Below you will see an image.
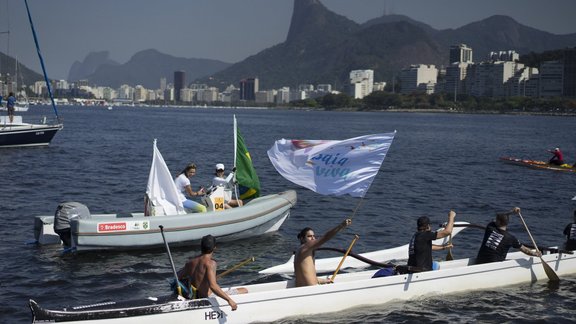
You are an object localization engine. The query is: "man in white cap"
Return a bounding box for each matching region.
[212,163,243,208]
[548,147,564,165]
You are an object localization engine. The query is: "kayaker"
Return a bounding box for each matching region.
[548,147,564,165]
[174,163,207,213]
[177,235,247,311]
[563,209,576,251]
[475,207,541,264]
[407,211,455,272]
[294,218,352,287]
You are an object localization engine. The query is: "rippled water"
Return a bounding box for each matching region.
[1,106,575,323]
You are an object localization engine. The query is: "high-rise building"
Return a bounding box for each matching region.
[563,48,576,97]
[539,61,564,97]
[449,44,473,64]
[239,78,259,101]
[174,71,185,102]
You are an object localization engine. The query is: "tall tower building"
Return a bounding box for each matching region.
[450,44,473,64]
[239,78,259,101]
[563,48,576,97]
[174,71,185,102]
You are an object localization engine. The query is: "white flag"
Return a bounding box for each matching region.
[145,139,186,216]
[267,132,396,197]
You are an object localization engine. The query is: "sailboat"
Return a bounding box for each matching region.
[32,120,297,252]
[0,0,62,148]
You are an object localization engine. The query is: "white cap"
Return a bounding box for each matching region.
[555,148,560,151]
[215,163,225,170]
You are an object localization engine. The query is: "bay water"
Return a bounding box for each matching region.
[1,106,575,323]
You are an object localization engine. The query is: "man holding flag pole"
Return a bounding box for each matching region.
[267,132,396,285]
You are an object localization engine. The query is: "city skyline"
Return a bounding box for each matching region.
[1,0,575,81]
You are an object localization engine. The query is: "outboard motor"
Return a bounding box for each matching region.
[53,202,91,247]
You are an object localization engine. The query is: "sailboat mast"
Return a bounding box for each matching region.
[24,0,60,123]
[233,114,238,169]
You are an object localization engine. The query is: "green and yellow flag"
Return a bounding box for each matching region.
[234,116,260,200]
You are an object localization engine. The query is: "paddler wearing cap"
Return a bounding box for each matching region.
[407,211,456,272]
[548,147,564,166]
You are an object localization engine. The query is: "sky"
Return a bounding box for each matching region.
[1,0,575,81]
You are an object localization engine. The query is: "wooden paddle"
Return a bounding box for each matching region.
[217,256,255,279]
[517,213,560,282]
[446,234,454,261]
[330,234,359,282]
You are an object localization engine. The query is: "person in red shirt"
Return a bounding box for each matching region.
[548,147,564,165]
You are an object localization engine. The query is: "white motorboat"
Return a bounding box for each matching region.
[29,249,575,323]
[259,221,478,274]
[33,190,297,252]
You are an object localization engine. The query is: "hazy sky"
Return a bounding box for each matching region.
[1,0,575,80]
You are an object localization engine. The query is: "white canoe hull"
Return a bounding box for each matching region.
[30,250,576,323]
[33,190,297,251]
[259,221,476,274]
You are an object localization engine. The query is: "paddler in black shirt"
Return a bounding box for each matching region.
[407,210,456,272]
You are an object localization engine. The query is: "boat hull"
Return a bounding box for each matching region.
[34,190,297,252]
[30,250,576,323]
[0,123,62,148]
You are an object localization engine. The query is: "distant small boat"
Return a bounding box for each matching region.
[500,157,575,173]
[107,106,113,110]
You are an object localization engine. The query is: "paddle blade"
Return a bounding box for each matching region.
[446,234,454,261]
[540,257,560,282]
[446,248,454,261]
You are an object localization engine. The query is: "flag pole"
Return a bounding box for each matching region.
[232,115,241,202]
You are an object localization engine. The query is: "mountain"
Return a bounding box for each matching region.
[0,52,45,87]
[72,49,232,89]
[434,15,576,62]
[68,51,120,82]
[66,0,576,91]
[200,0,576,89]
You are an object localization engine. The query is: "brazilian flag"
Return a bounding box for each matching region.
[235,120,260,200]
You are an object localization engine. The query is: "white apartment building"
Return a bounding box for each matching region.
[349,69,374,99]
[197,87,219,103]
[255,90,276,104]
[180,88,195,102]
[134,85,148,102]
[276,87,290,104]
[118,84,134,100]
[399,64,438,94]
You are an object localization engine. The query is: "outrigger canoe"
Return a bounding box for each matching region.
[260,221,476,275]
[32,190,297,252]
[500,157,575,173]
[29,249,576,323]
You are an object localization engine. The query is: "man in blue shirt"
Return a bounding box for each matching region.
[6,92,16,123]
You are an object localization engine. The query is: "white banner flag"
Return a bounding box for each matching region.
[145,139,186,216]
[267,132,396,197]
